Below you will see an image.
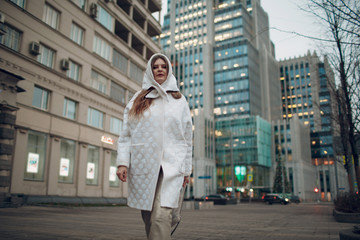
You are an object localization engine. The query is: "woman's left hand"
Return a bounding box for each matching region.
[183,176,189,187]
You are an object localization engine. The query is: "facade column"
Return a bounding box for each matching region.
[0,69,25,207]
[47,135,62,195]
[76,142,88,197]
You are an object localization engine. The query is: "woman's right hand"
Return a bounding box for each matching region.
[116,166,128,182]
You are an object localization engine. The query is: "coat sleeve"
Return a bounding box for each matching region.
[182,99,193,176]
[116,104,131,168]
[116,92,139,168]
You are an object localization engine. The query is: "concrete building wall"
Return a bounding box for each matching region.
[0,0,162,202]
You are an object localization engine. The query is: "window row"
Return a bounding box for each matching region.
[2,3,144,83]
[32,85,123,134]
[25,130,120,187]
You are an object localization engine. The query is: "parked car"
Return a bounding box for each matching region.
[202,194,228,205]
[263,193,289,205]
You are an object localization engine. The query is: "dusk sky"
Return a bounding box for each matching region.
[160,0,324,61]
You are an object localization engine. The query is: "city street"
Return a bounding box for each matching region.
[0,202,355,240]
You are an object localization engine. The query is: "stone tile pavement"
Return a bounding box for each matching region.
[0,202,355,239]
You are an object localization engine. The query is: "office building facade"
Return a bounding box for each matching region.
[161,0,216,198]
[162,0,281,198]
[279,51,347,201]
[213,0,280,198]
[0,0,162,205]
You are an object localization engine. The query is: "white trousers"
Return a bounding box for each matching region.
[141,168,172,240]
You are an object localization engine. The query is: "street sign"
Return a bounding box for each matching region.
[247,174,253,182]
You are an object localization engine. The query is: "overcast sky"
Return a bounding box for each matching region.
[160,0,323,61]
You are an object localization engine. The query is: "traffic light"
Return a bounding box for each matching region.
[314,187,319,193]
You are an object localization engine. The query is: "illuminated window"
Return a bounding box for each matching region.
[58,139,76,183]
[24,131,47,181]
[109,151,120,187]
[86,145,99,185]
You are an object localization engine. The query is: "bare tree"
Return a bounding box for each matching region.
[305,0,360,192]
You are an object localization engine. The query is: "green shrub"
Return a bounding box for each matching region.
[334,193,360,213]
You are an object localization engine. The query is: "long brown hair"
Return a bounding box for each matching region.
[129,89,182,119]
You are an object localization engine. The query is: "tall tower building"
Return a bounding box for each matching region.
[279,51,344,200]
[162,0,281,198]
[213,0,280,198]
[162,0,216,198]
[0,0,162,205]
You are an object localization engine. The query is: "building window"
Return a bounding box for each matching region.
[70,22,84,46]
[88,107,103,129]
[67,60,81,81]
[43,4,60,30]
[58,139,76,183]
[93,35,111,61]
[96,4,113,31]
[63,98,77,120]
[91,70,108,94]
[110,81,125,104]
[24,131,47,181]
[9,0,25,8]
[37,44,55,68]
[71,0,86,10]
[128,91,135,103]
[113,49,128,74]
[110,116,122,135]
[130,62,143,83]
[109,151,119,187]
[0,24,21,51]
[86,145,99,185]
[32,85,49,110]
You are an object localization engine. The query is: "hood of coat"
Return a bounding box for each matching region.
[142,53,179,101]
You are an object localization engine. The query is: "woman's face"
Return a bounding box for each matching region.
[152,58,168,85]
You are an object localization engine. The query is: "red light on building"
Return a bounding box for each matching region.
[314,187,319,193]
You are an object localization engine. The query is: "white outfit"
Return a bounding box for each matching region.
[117,53,193,211]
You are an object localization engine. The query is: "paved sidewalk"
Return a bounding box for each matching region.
[0,202,355,239]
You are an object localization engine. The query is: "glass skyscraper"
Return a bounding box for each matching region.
[162,0,216,198]
[212,0,280,198]
[279,52,340,200]
[162,0,281,199]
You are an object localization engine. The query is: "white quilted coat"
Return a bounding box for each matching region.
[117,53,193,211]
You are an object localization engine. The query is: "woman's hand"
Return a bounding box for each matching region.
[183,176,189,187]
[116,166,128,182]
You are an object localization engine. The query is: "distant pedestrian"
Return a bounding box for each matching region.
[116,53,193,240]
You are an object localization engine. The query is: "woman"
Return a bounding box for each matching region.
[116,53,192,240]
